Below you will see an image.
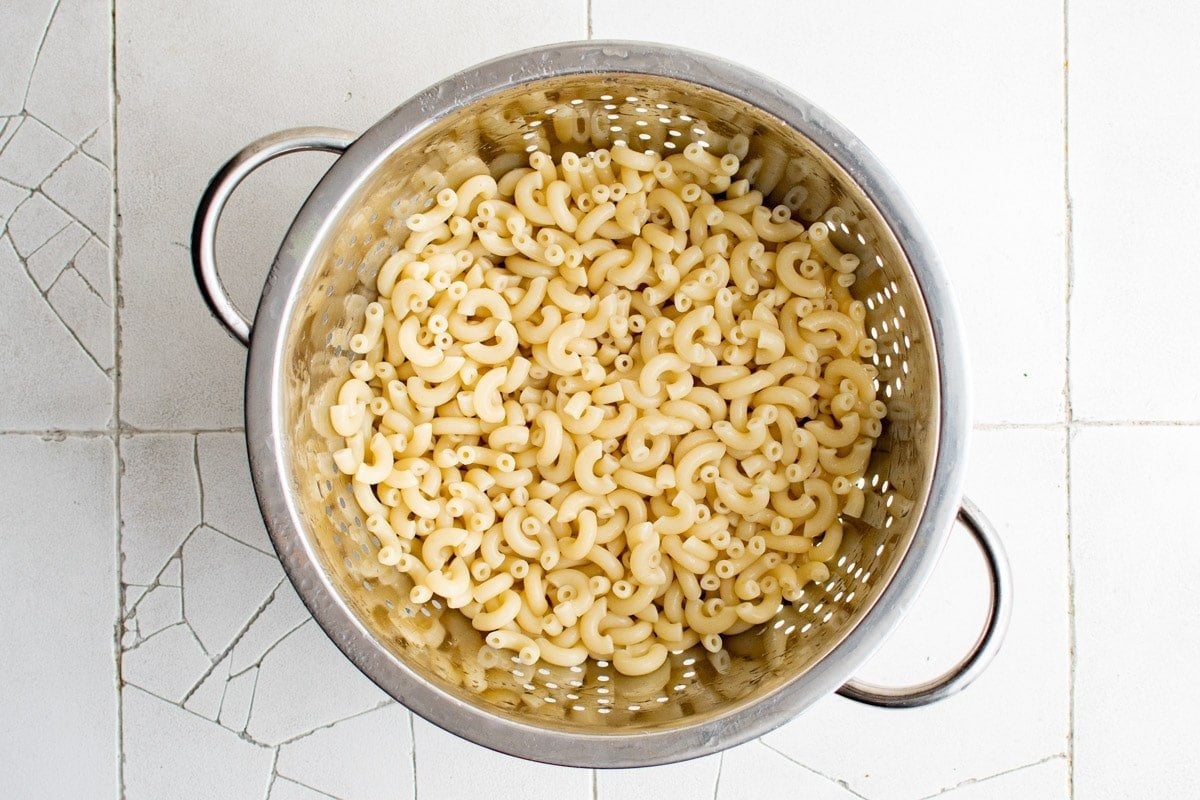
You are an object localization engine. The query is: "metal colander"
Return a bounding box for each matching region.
[193,42,1010,767]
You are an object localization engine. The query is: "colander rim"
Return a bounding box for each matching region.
[243,39,971,767]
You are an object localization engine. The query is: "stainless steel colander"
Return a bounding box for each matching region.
[191,41,1011,767]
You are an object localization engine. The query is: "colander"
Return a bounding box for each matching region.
[191,41,1011,767]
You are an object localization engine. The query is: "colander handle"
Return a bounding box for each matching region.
[192,127,357,346]
[837,496,1012,708]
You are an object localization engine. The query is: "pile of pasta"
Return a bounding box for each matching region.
[331,141,884,677]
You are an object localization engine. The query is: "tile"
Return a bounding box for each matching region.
[41,148,110,241]
[0,435,117,797]
[181,525,283,657]
[0,175,31,221]
[218,666,259,733]
[1072,426,1200,798]
[598,752,721,800]
[132,582,183,639]
[23,0,111,144]
[123,685,274,800]
[116,0,587,428]
[939,757,1068,800]
[0,0,57,115]
[0,117,20,151]
[228,578,311,674]
[121,623,212,703]
[26,219,89,289]
[83,122,112,167]
[182,579,311,726]
[0,235,111,429]
[245,620,389,746]
[46,264,114,369]
[183,653,231,722]
[161,556,182,586]
[593,1,1066,424]
[197,431,272,554]
[0,114,72,188]
[6,190,68,256]
[762,429,1069,798]
[413,716,591,800]
[1069,4,1200,421]
[270,778,336,800]
[72,235,111,303]
[719,741,861,800]
[119,433,200,586]
[276,703,414,800]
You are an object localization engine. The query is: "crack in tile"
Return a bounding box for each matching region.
[66,261,108,306]
[16,215,72,261]
[21,0,63,109]
[179,578,286,705]
[69,236,110,301]
[274,776,340,800]
[267,698,394,752]
[37,234,93,296]
[207,522,277,559]
[711,750,724,800]
[1,193,43,240]
[265,747,280,800]
[193,435,206,526]
[29,122,103,190]
[0,173,31,194]
[0,118,25,160]
[121,620,185,654]
[239,665,262,737]
[0,117,77,192]
[36,182,103,240]
[184,618,212,659]
[0,117,18,153]
[759,742,872,800]
[914,754,1068,800]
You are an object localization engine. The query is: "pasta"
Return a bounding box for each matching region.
[335,142,884,677]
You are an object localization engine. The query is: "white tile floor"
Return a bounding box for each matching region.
[1,1,1196,798]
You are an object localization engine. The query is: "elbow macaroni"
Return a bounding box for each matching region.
[335,144,883,676]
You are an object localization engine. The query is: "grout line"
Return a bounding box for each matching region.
[110,0,125,794]
[4,419,1200,441]
[974,422,1064,431]
[409,711,419,800]
[587,0,593,39]
[264,748,279,800]
[8,420,1200,440]
[1069,419,1200,427]
[0,429,115,438]
[591,767,598,800]
[122,426,246,434]
[1062,2,1077,797]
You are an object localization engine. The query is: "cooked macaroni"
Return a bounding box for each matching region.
[335,143,884,677]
